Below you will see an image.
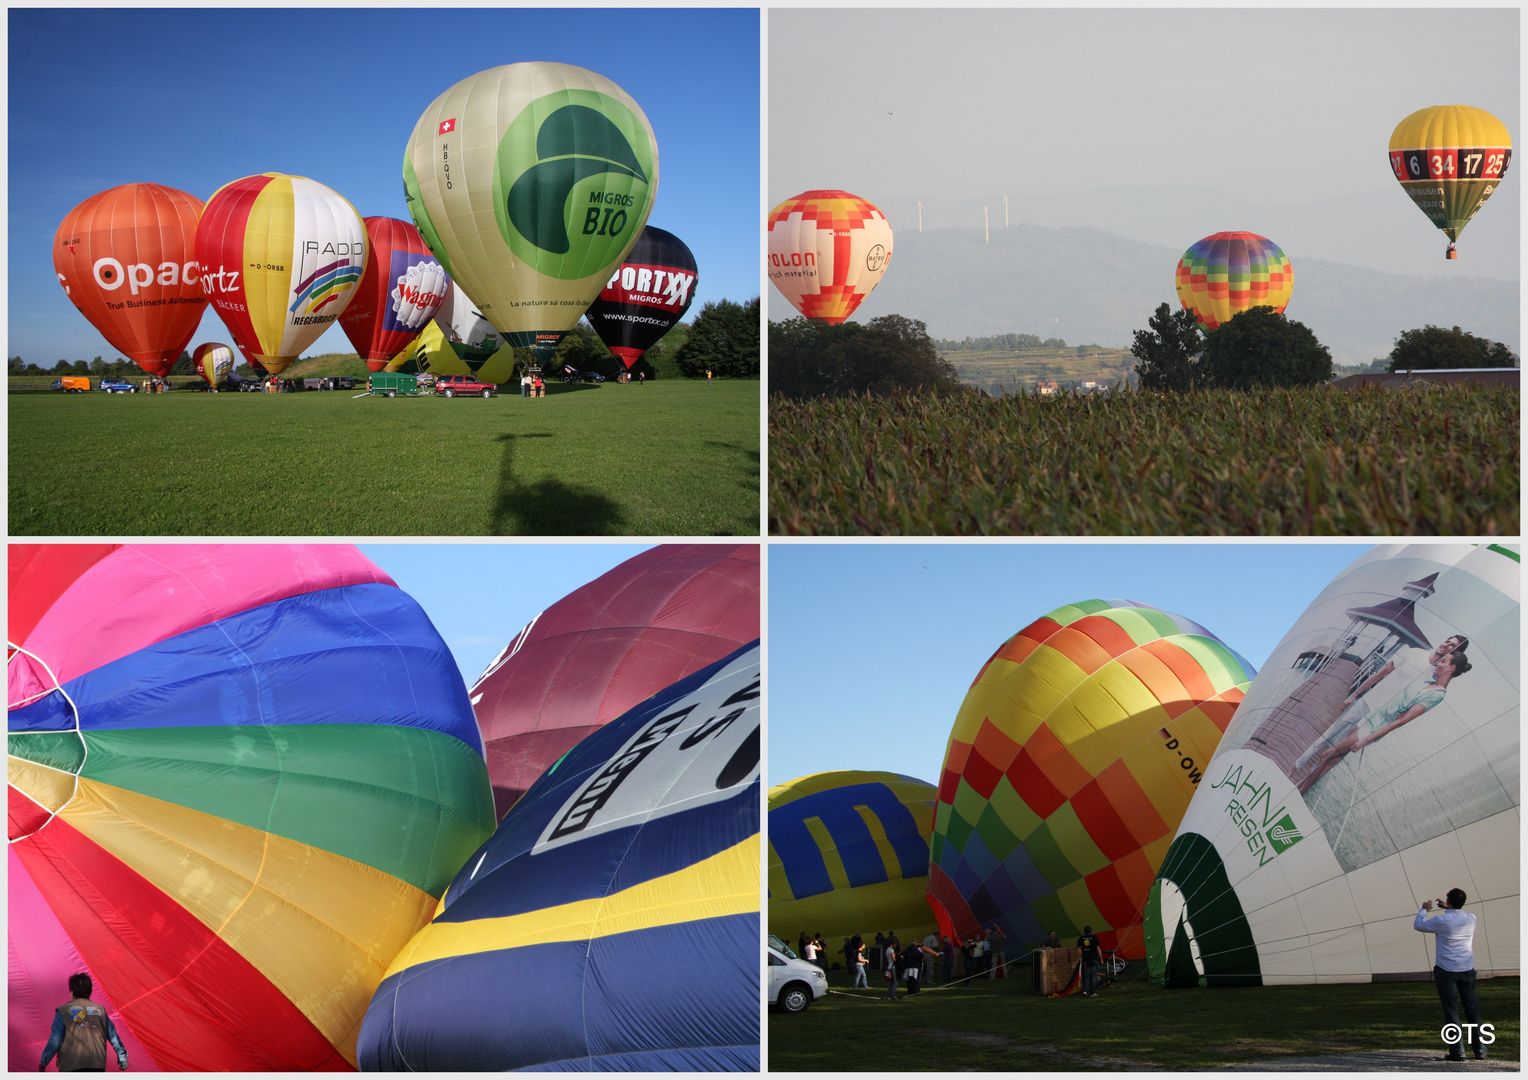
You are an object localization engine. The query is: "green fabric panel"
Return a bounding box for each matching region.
[9,730,87,774]
[1165,915,1201,988]
[1098,606,1168,647]
[1143,880,1166,984]
[1487,544,1520,563]
[1027,891,1075,941]
[929,831,944,866]
[1045,801,1110,877]
[1174,635,1253,692]
[942,807,975,866]
[1044,599,1110,626]
[1020,819,1081,889]
[77,724,495,896]
[1131,606,1183,640]
[973,802,1020,862]
[988,774,1043,842]
[951,776,987,827]
[1155,832,1262,987]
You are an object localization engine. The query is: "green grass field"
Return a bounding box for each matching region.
[10,380,759,535]
[771,964,1520,1071]
[946,345,1137,393]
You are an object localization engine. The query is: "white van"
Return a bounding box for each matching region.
[768,934,827,1013]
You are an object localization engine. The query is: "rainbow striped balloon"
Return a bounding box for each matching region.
[769,770,938,944]
[1175,231,1293,331]
[927,600,1254,959]
[7,545,495,1071]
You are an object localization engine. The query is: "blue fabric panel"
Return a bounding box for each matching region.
[957,827,1000,885]
[8,584,481,754]
[768,780,929,899]
[1004,844,1054,904]
[516,1046,759,1071]
[437,642,760,919]
[356,913,759,1072]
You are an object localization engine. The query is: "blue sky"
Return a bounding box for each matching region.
[360,542,652,685]
[767,542,1372,787]
[10,8,760,366]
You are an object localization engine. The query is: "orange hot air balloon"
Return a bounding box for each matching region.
[53,184,209,377]
[767,190,893,324]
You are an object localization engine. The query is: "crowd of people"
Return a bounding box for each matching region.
[795,923,1115,1000]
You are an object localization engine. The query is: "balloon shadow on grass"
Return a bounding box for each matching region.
[489,432,625,535]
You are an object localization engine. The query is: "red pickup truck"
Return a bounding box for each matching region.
[434,374,496,398]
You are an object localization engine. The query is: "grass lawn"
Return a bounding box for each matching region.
[770,964,1520,1071]
[9,380,759,535]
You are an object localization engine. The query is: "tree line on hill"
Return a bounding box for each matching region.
[770,307,1518,399]
[934,332,1071,352]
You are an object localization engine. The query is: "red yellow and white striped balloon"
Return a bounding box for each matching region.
[767,190,893,324]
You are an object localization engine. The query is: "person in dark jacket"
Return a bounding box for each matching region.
[38,973,128,1071]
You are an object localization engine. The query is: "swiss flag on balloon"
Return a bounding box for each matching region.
[438,118,456,135]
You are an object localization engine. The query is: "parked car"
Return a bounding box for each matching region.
[52,376,91,393]
[236,378,264,392]
[435,373,496,398]
[99,378,137,393]
[768,935,827,1013]
[368,373,420,398]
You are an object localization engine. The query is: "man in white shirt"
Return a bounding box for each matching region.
[1414,888,1486,1061]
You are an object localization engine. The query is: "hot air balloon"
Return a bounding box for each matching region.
[357,641,761,1072]
[767,190,893,324]
[769,771,938,944]
[338,217,447,371]
[585,226,698,368]
[190,341,235,387]
[1175,232,1293,331]
[195,173,367,377]
[1146,544,1518,988]
[927,600,1256,958]
[402,62,659,383]
[384,279,502,375]
[1389,105,1512,259]
[7,544,496,1071]
[470,543,759,819]
[52,184,208,378]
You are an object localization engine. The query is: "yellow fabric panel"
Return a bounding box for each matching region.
[1172,702,1230,767]
[1056,875,1108,932]
[854,804,904,881]
[1390,105,1511,150]
[59,778,437,1060]
[769,877,936,945]
[1050,666,1155,774]
[7,755,77,818]
[991,644,1083,746]
[1116,736,1186,827]
[1046,801,1110,878]
[242,176,296,358]
[803,816,851,891]
[950,656,1014,744]
[987,774,1043,842]
[386,834,760,979]
[1141,832,1175,877]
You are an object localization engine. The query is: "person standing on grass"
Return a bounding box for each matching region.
[883,935,901,1000]
[941,935,954,985]
[1077,925,1103,997]
[1416,890,1487,1061]
[851,937,868,989]
[923,931,939,985]
[989,925,1007,978]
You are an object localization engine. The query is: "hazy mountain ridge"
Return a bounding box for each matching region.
[824,224,1519,363]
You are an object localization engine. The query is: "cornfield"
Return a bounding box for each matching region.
[769,384,1519,535]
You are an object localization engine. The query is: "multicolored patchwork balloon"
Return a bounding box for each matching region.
[1389,105,1512,259]
[403,62,659,382]
[195,173,366,375]
[1147,544,1518,988]
[769,771,938,944]
[471,543,760,819]
[927,600,1255,958]
[53,183,208,378]
[767,190,893,324]
[1174,232,1293,331]
[7,544,496,1071]
[358,642,760,1071]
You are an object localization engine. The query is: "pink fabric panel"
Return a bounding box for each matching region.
[8,545,394,703]
[7,849,157,1072]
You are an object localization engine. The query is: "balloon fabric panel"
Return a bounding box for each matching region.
[357,642,760,1072]
[52,184,208,377]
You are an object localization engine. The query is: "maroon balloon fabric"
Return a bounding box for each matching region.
[470,544,760,818]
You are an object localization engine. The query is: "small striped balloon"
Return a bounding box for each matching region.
[1175,231,1293,331]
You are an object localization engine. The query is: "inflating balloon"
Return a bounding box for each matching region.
[53,184,208,378]
[927,600,1255,958]
[767,190,893,324]
[1146,544,1518,987]
[1175,232,1293,331]
[471,543,759,818]
[7,544,496,1070]
[358,641,761,1071]
[190,342,235,387]
[769,771,938,944]
[195,173,367,376]
[1389,105,1512,259]
[585,226,698,368]
[403,62,659,382]
[339,217,447,371]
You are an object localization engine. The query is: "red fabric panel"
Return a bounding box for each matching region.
[1142,639,1218,702]
[7,546,120,649]
[1068,778,1138,862]
[936,766,962,806]
[1009,724,1093,815]
[1069,614,1138,661]
[9,784,53,842]
[961,748,1003,801]
[14,819,350,1071]
[1046,626,1115,677]
[484,724,598,819]
[925,865,978,940]
[1083,863,1138,930]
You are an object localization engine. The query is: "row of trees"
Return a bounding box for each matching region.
[771,314,966,399]
[1132,305,1518,392]
[935,332,1070,352]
